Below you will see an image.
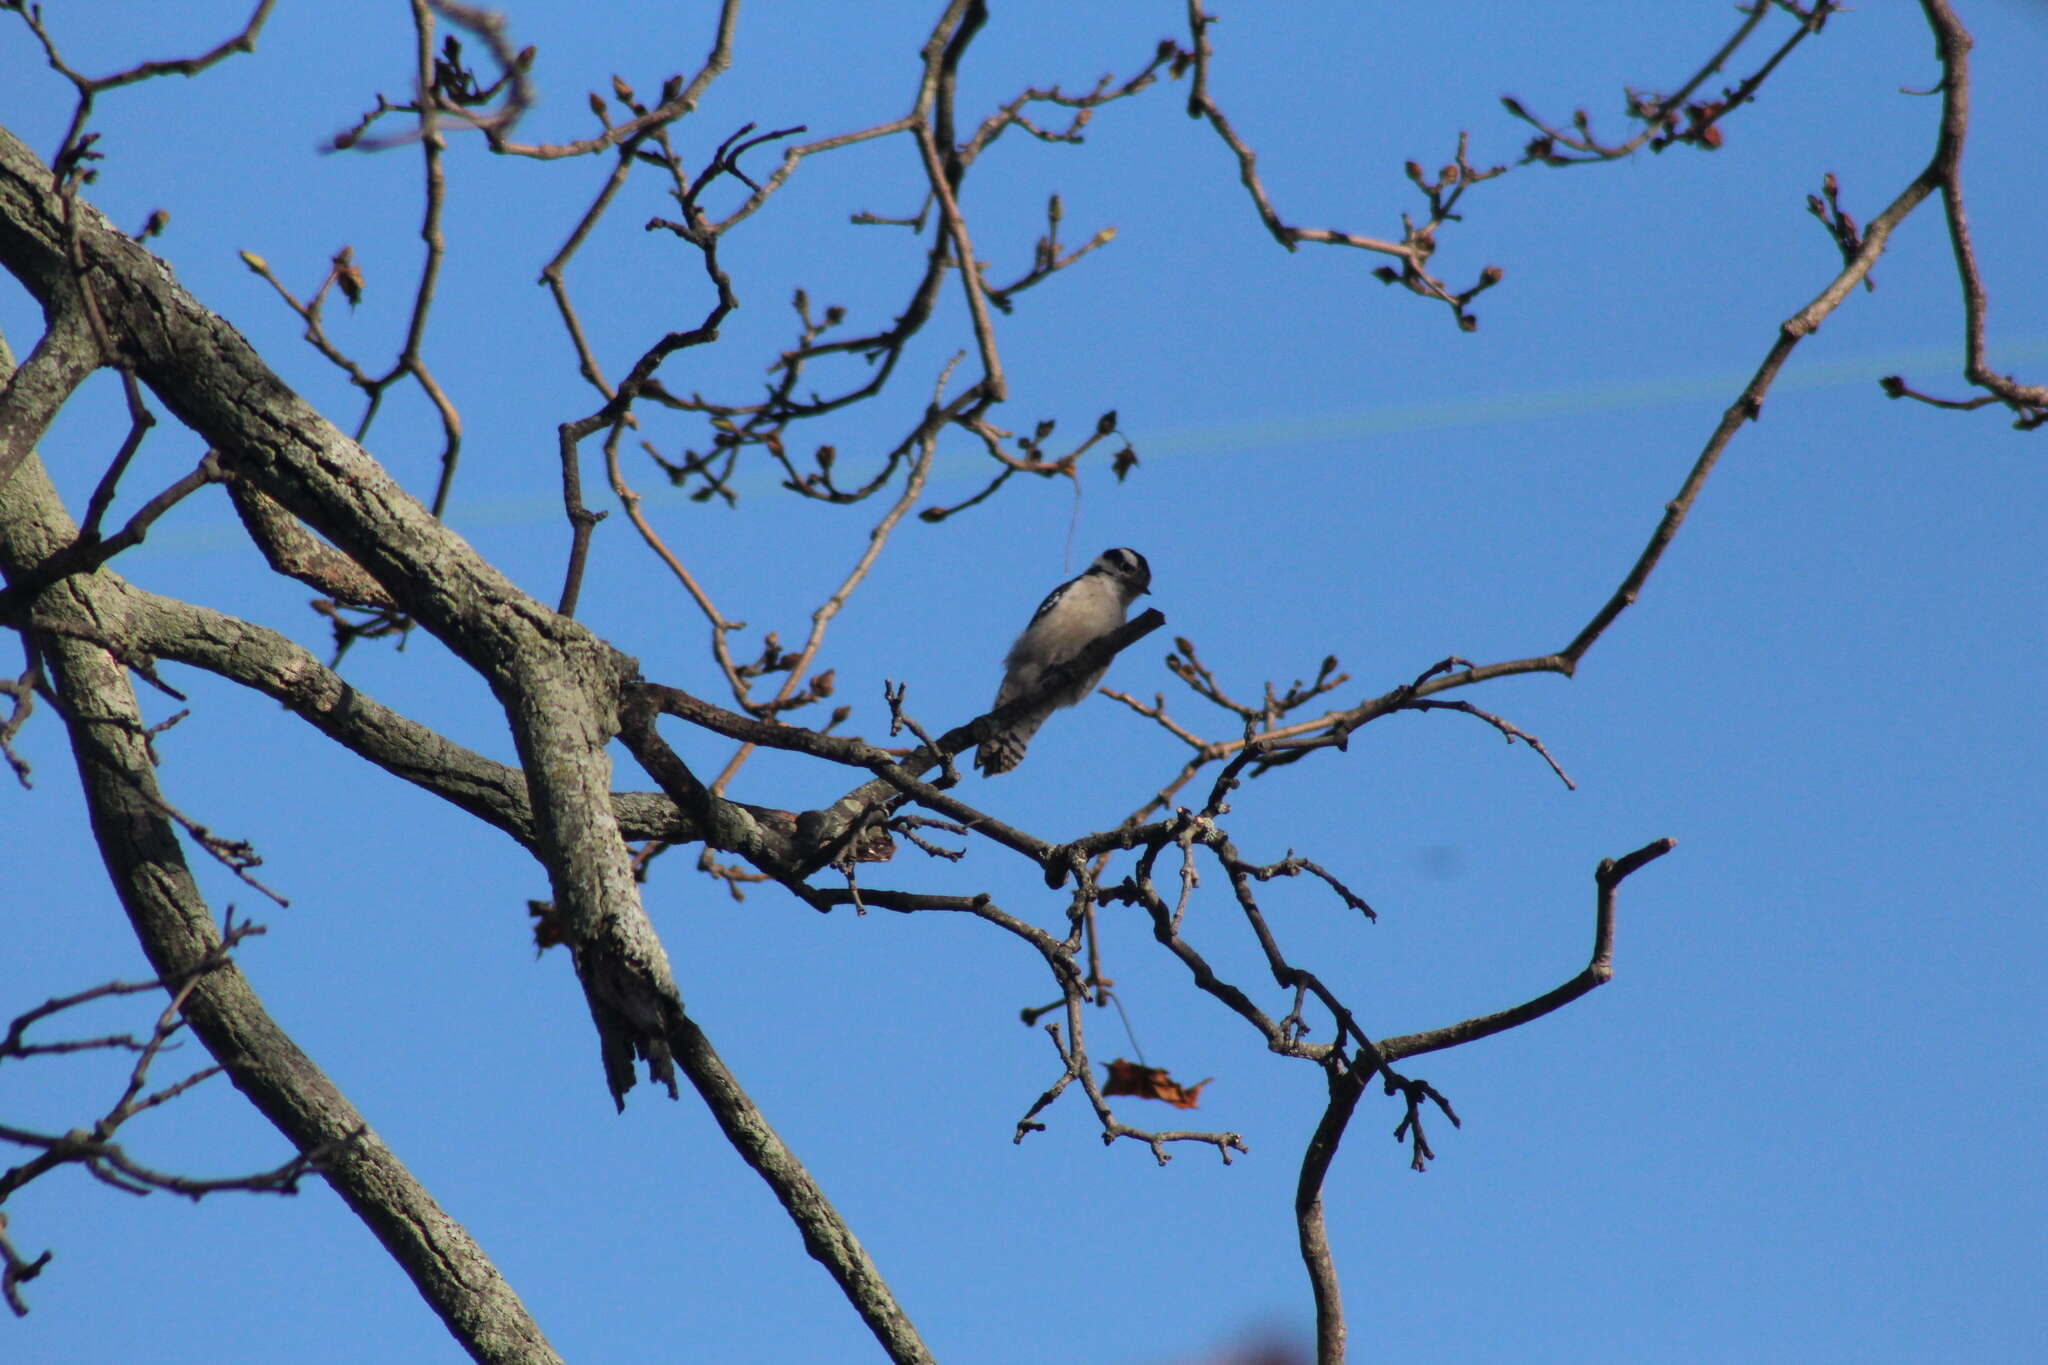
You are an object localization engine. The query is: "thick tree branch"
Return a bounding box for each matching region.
[0,430,559,1364]
[0,121,684,1112]
[0,306,97,489]
[0,572,709,851]
[665,1013,935,1365]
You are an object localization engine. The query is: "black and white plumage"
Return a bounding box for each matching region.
[974,547,1151,775]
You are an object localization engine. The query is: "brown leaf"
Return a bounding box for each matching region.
[527,899,564,952]
[332,246,363,308]
[1103,1058,1212,1109]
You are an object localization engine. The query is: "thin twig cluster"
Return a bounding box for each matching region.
[0,918,329,1316]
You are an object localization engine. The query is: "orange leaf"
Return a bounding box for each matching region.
[1102,1058,1212,1109]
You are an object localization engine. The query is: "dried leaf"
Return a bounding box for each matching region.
[332,246,364,308]
[1103,1058,1212,1109]
[527,900,564,952]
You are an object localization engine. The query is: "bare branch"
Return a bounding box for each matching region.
[1183,1,1505,330]
[1503,1,1838,166]
[1378,839,1676,1062]
[1878,1,2048,429]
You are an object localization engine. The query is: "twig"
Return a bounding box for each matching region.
[1376,838,1676,1062]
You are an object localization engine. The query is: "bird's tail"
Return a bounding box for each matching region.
[974,712,1047,775]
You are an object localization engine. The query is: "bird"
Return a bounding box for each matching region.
[974,547,1152,775]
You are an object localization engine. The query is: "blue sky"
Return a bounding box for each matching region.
[4,3,2044,1362]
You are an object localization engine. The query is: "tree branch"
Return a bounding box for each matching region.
[0,432,560,1362]
[1377,839,1675,1062]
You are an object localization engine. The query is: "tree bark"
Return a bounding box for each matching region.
[0,121,683,1110]
[0,401,562,1365]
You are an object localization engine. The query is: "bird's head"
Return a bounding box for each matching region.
[1092,546,1151,599]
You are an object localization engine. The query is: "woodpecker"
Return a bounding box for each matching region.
[974,547,1151,775]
